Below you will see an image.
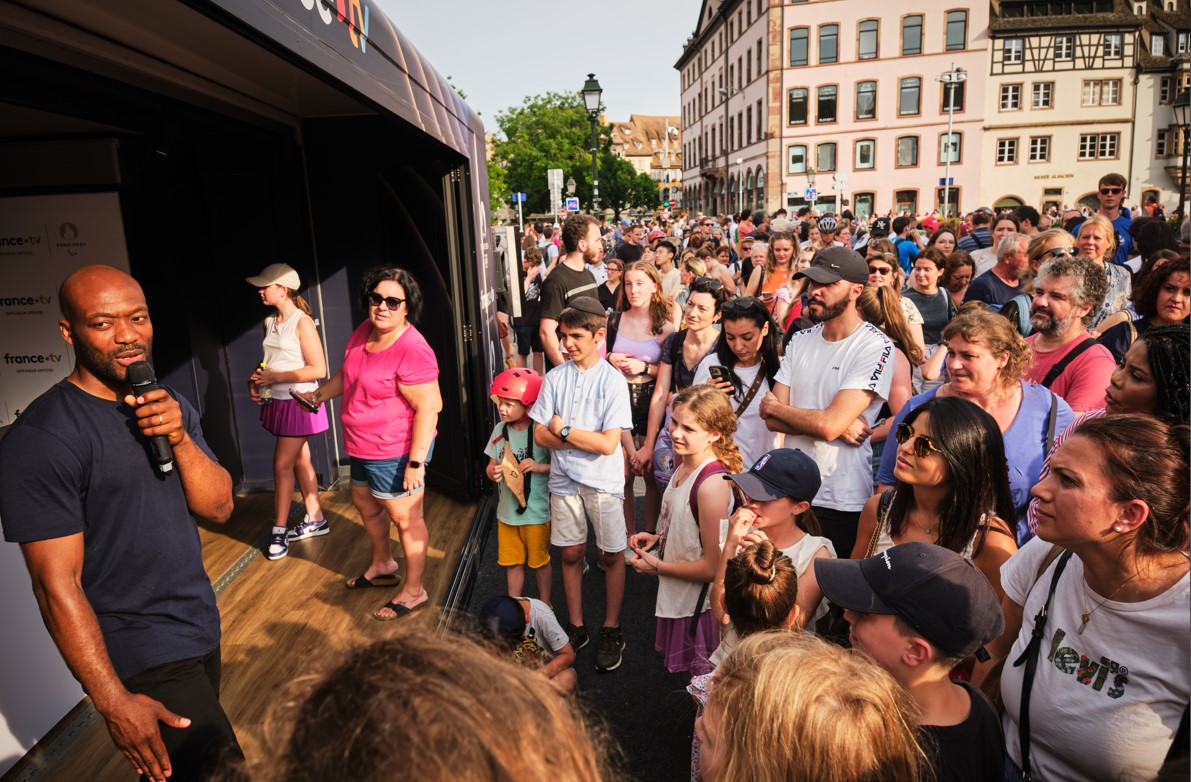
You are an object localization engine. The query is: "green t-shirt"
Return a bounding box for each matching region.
[483,422,551,526]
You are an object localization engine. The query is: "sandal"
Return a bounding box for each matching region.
[373,596,428,621]
[345,572,400,590]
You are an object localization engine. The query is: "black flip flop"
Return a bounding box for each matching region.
[345,572,400,590]
[372,598,428,621]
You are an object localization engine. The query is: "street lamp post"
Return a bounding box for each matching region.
[1174,88,1190,221]
[736,157,744,213]
[936,63,967,218]
[582,74,603,215]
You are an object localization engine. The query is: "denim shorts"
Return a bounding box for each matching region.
[349,440,435,500]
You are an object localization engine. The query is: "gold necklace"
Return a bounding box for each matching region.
[1078,571,1140,635]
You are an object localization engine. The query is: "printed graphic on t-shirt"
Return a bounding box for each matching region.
[514,628,551,668]
[1047,627,1128,699]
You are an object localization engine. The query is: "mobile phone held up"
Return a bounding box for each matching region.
[290,388,321,412]
[708,365,739,395]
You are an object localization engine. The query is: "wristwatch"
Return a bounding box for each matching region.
[559,426,571,442]
[408,460,423,469]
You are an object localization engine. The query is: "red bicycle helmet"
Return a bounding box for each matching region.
[489,368,543,407]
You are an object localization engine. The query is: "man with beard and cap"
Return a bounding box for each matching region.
[539,213,601,368]
[0,265,241,782]
[759,246,894,557]
[1023,255,1115,412]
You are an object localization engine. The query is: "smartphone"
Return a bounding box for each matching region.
[289,388,321,412]
[708,365,739,394]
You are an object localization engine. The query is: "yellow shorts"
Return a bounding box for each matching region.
[497,520,552,569]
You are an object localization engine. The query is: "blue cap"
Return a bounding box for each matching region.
[725,449,821,502]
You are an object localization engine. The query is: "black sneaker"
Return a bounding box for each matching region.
[564,623,589,652]
[594,626,625,672]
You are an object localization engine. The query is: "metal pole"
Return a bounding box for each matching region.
[517,196,523,232]
[590,115,599,215]
[944,82,954,218]
[1179,121,1190,221]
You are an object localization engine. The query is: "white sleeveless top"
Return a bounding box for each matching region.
[655,455,721,620]
[261,311,318,396]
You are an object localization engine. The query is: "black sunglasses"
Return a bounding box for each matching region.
[868,265,894,276]
[1098,187,1122,195]
[367,292,405,310]
[691,276,724,292]
[1044,247,1074,258]
[895,422,944,458]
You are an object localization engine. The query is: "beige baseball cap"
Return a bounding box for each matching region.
[246,263,300,289]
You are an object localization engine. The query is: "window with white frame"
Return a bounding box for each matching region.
[1103,33,1123,58]
[1152,34,1165,56]
[788,144,807,174]
[1082,79,1121,106]
[940,132,962,163]
[1029,136,1051,162]
[1032,82,1054,108]
[1157,129,1171,157]
[1004,38,1024,63]
[855,139,876,169]
[1000,83,1022,110]
[1160,76,1173,104]
[1078,133,1120,159]
[996,138,1018,164]
[1178,31,1189,53]
[1054,34,1074,61]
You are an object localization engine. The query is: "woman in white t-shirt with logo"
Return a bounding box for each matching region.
[980,414,1189,781]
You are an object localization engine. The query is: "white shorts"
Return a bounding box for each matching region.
[550,486,626,553]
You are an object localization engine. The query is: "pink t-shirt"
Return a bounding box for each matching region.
[341,321,439,459]
[1025,333,1116,413]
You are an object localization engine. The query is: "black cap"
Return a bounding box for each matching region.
[795,246,870,285]
[724,448,821,502]
[814,542,1005,660]
[870,217,891,236]
[478,595,526,642]
[565,296,606,317]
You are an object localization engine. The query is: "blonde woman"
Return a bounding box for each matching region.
[1076,214,1132,328]
[744,232,796,314]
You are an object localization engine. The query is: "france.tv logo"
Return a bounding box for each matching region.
[4,353,63,365]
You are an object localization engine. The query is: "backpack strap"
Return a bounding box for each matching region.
[605,311,622,356]
[687,459,727,639]
[669,329,688,392]
[1041,337,1097,388]
[1044,390,1059,457]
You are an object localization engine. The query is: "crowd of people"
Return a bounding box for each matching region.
[0,166,1187,781]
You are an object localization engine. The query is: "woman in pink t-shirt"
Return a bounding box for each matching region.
[304,267,441,620]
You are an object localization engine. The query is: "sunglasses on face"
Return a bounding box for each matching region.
[1099,187,1122,195]
[895,422,944,458]
[868,266,894,276]
[367,292,405,310]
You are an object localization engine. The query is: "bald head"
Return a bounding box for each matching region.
[59,265,144,324]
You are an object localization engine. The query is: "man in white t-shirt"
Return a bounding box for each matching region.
[759,246,893,557]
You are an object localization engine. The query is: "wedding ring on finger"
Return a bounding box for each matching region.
[158,414,164,425]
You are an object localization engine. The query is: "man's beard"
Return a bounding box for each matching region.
[1029,307,1073,337]
[76,340,152,386]
[808,297,850,323]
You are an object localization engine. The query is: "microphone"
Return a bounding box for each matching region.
[126,361,175,474]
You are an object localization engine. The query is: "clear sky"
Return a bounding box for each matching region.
[376,0,693,135]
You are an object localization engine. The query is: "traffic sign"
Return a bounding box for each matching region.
[805,188,817,202]
[511,192,527,203]
[565,197,580,212]
[938,177,954,186]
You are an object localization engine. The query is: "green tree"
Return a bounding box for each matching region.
[490,92,599,215]
[595,149,660,218]
[487,158,510,223]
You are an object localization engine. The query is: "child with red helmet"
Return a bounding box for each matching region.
[485,368,554,603]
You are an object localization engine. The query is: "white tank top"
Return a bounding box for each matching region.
[655,455,720,620]
[261,311,318,395]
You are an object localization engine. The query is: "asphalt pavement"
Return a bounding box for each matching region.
[464,480,696,782]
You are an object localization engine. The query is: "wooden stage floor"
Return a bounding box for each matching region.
[10,486,478,780]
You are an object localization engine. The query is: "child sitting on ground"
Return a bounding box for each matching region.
[484,368,552,603]
[815,542,1005,782]
[478,595,578,695]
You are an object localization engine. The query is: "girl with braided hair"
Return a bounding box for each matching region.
[628,384,742,676]
[1026,324,1190,536]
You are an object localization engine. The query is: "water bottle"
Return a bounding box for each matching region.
[258,362,272,402]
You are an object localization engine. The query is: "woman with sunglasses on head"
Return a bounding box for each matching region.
[1026,229,1077,275]
[607,261,676,543]
[296,266,441,620]
[636,277,729,491]
[1076,214,1133,329]
[744,233,796,314]
[876,310,1075,544]
[854,397,1017,606]
[979,414,1189,782]
[693,298,784,468]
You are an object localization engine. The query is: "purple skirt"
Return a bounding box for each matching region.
[260,397,329,437]
[655,611,719,676]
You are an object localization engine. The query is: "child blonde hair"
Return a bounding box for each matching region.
[670,384,744,474]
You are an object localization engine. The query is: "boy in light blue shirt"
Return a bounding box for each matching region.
[530,296,633,673]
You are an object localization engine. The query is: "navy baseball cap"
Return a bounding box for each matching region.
[477,595,526,643]
[870,217,891,236]
[724,449,821,502]
[795,246,869,285]
[814,542,1005,660]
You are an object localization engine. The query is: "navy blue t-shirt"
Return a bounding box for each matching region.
[0,380,221,681]
[964,269,1024,308]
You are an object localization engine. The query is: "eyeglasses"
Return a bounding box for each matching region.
[367,292,405,310]
[691,276,725,292]
[608,265,624,272]
[1098,187,1122,195]
[868,266,894,276]
[1044,247,1074,258]
[895,422,944,458]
